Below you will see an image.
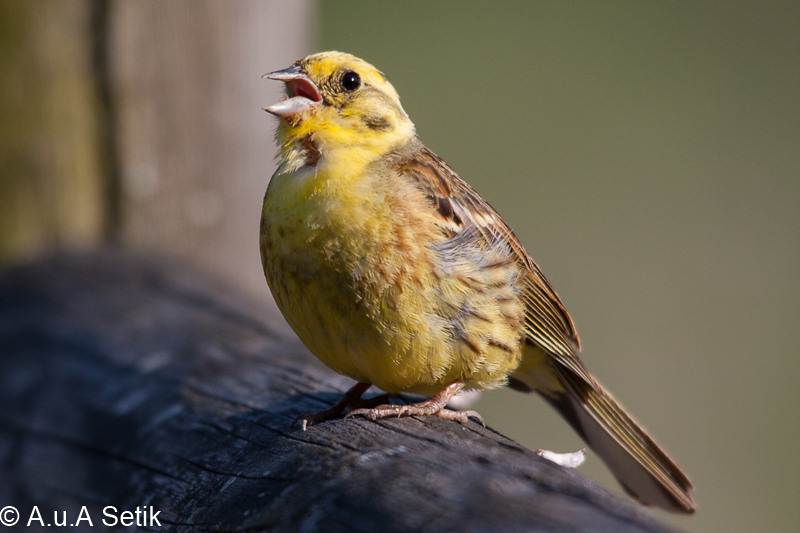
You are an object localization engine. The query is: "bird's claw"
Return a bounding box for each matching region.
[347,403,484,426]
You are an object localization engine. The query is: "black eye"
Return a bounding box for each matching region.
[340,70,361,92]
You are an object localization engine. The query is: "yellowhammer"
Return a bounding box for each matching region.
[260,51,696,513]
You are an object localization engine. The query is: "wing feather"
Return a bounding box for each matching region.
[395,144,592,384]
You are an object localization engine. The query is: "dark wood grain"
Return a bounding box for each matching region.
[0,250,680,533]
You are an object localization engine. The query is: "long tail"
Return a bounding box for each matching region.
[510,356,697,513]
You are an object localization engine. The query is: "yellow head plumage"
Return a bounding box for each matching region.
[264,51,415,169]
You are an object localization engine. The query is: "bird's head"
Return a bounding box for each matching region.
[263,52,415,167]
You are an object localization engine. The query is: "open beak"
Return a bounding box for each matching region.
[262,66,323,119]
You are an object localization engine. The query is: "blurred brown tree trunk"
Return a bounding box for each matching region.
[110,1,313,295]
[1,0,312,299]
[0,0,105,264]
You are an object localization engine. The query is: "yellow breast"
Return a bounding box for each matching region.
[261,152,524,394]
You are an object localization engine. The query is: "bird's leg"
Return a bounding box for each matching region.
[293,382,400,430]
[347,379,484,426]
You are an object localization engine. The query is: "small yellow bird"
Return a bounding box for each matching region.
[260,51,696,513]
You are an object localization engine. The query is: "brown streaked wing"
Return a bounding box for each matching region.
[397,145,592,384]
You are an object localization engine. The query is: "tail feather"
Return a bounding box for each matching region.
[511,360,696,513]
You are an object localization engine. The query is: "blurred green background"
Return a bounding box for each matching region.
[316,2,798,533]
[2,1,798,532]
